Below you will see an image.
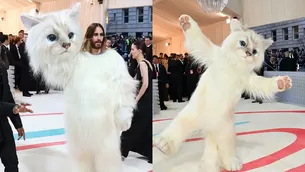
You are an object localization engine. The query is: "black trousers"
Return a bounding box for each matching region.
[0,118,18,172]
[170,76,183,101]
[14,67,21,89]
[158,82,166,108]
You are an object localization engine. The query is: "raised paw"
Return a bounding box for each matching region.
[179,14,192,31]
[153,135,173,155]
[276,76,292,91]
[220,156,243,171]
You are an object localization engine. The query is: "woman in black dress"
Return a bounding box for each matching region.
[121,41,153,163]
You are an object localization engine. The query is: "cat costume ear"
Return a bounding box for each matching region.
[68,2,81,19]
[20,14,41,31]
[230,19,245,32]
[20,2,81,31]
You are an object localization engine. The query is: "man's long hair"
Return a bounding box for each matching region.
[81,23,106,53]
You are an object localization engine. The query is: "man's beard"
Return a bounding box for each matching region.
[90,39,103,49]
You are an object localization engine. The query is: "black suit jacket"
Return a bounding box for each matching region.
[0,67,22,129]
[9,44,21,66]
[168,60,184,78]
[3,45,14,65]
[152,63,168,84]
[0,102,16,119]
[0,45,9,70]
[0,50,23,130]
[145,45,152,63]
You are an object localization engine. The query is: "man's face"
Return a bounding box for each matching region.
[152,57,159,64]
[145,38,151,46]
[8,36,13,42]
[90,27,104,49]
[111,37,116,44]
[23,34,28,43]
[106,40,111,48]
[19,32,24,39]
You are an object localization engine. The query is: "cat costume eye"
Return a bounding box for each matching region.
[239,40,246,47]
[47,34,57,42]
[47,32,74,42]
[68,32,74,39]
[239,40,258,55]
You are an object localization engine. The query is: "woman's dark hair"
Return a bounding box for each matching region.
[132,41,146,54]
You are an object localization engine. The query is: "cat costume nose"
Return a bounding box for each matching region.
[62,43,71,49]
[246,51,252,56]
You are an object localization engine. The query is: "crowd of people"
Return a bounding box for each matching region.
[0,30,49,97]
[153,48,305,107]
[105,34,152,61]
[150,52,205,110]
[264,48,305,71]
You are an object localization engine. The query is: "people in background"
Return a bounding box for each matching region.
[152,55,168,110]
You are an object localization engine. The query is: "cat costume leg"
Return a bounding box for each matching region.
[154,14,292,172]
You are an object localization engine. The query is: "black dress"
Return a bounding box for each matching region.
[121,60,153,163]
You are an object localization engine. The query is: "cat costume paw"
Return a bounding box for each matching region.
[275,76,292,92]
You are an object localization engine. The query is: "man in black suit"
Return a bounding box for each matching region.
[18,33,33,97]
[144,36,152,63]
[185,56,200,100]
[0,35,14,66]
[0,40,33,172]
[152,56,168,110]
[168,54,184,102]
[8,37,22,90]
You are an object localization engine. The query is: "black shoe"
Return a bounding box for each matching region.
[252,101,258,103]
[178,100,185,103]
[23,93,32,97]
[161,106,167,110]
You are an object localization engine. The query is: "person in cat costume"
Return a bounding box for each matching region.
[20,3,138,172]
[153,15,292,172]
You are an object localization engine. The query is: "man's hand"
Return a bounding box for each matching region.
[13,103,33,114]
[17,127,25,140]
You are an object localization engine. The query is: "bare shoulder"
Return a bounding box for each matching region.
[139,61,147,68]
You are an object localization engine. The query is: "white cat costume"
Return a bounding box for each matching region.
[20,3,138,172]
[153,15,292,172]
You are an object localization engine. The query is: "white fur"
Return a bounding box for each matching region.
[153,15,292,172]
[20,3,138,172]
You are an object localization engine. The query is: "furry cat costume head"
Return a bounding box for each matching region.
[222,19,273,71]
[20,3,83,75]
